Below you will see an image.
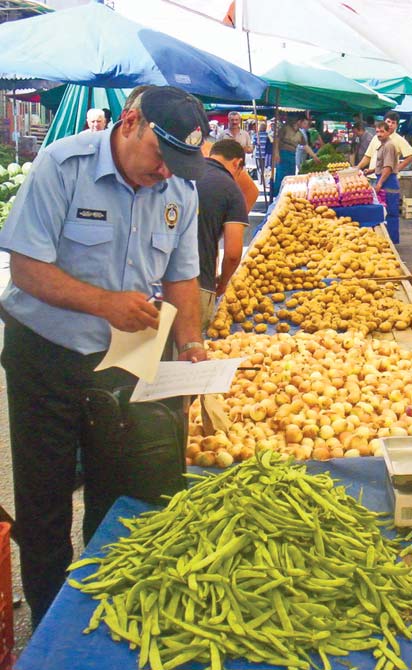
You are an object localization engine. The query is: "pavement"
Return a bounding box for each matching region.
[2,203,412,658]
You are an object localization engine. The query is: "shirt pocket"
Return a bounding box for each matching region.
[58,221,114,281]
[149,232,180,283]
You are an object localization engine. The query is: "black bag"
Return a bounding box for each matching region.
[81,387,187,507]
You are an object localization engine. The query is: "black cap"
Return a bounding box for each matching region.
[140,86,210,180]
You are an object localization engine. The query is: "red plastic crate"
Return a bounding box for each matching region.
[0,523,13,668]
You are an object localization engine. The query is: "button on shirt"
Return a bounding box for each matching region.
[375,139,398,176]
[0,127,199,354]
[218,128,253,152]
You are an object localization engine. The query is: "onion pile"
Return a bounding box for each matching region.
[188,330,412,467]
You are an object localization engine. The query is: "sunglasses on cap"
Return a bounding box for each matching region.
[149,122,203,153]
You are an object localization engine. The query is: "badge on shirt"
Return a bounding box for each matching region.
[77,208,107,221]
[164,203,179,229]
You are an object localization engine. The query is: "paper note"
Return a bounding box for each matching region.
[130,358,245,403]
[94,301,177,383]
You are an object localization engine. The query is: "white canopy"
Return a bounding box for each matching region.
[163,0,412,71]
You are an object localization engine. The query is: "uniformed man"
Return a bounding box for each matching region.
[0,85,210,628]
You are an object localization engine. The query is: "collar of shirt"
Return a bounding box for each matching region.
[94,122,168,194]
[206,157,234,180]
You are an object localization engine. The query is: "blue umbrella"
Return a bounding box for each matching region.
[0,2,266,102]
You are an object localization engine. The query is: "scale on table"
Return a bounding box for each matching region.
[380,437,412,527]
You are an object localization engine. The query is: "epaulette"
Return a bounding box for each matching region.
[45,132,98,166]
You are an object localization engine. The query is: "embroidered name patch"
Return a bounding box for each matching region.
[77,208,107,221]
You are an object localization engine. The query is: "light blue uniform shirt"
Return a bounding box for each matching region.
[0,127,199,354]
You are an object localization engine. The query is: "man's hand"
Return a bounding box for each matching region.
[178,346,207,363]
[314,155,321,163]
[215,275,227,297]
[99,291,160,332]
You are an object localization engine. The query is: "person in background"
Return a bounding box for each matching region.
[102,107,112,129]
[0,85,210,629]
[359,121,400,243]
[358,111,412,175]
[218,111,253,154]
[365,115,376,136]
[307,120,324,152]
[207,119,220,143]
[352,121,374,164]
[273,114,320,195]
[253,121,268,184]
[85,108,106,132]
[196,139,248,331]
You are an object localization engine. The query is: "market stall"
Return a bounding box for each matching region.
[14,459,412,670]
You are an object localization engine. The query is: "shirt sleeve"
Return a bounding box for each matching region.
[382,143,398,170]
[243,131,253,150]
[224,183,249,226]
[364,135,379,159]
[398,135,412,158]
[163,185,200,282]
[0,151,71,262]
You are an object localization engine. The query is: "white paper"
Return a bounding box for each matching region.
[130,358,246,403]
[94,301,177,383]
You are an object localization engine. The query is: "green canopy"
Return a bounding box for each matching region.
[315,54,412,99]
[42,85,129,147]
[260,61,396,113]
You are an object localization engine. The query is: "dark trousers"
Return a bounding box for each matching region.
[1,316,136,628]
[378,173,400,244]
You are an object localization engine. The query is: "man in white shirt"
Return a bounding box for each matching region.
[357,111,412,174]
[218,111,253,154]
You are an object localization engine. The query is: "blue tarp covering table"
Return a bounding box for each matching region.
[252,201,385,241]
[330,204,385,227]
[16,459,412,670]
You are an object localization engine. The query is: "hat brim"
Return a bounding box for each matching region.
[158,138,206,180]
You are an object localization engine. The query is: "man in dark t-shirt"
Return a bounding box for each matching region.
[196,139,249,330]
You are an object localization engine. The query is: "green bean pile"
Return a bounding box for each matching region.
[68,452,412,670]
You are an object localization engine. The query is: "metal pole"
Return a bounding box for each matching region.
[13,90,19,164]
[246,30,268,207]
[270,88,280,204]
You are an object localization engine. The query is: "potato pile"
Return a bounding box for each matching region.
[207,196,404,339]
[282,279,412,335]
[188,330,412,467]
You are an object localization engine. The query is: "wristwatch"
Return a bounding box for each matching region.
[179,341,205,354]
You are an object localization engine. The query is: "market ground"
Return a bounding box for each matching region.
[2,198,412,658]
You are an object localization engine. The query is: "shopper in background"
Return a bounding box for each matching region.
[196,139,249,330]
[358,111,412,175]
[85,108,106,132]
[352,121,374,164]
[218,111,253,154]
[273,113,320,195]
[365,115,376,136]
[359,121,401,243]
[307,120,324,152]
[0,85,210,629]
[253,121,269,184]
[207,119,220,143]
[102,107,112,129]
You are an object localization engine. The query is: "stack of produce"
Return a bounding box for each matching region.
[208,196,404,339]
[299,143,346,174]
[0,161,31,227]
[307,174,340,207]
[280,279,412,334]
[281,175,308,199]
[68,452,412,670]
[339,172,374,206]
[327,161,351,172]
[188,330,412,464]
